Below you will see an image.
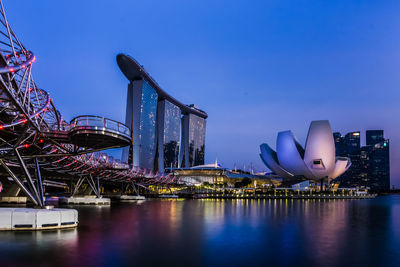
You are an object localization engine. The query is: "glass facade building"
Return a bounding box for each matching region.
[123,80,207,172]
[122,79,158,170]
[333,132,345,156]
[138,80,158,169]
[369,139,390,191]
[366,130,384,146]
[118,54,208,172]
[344,131,360,155]
[189,114,206,166]
[333,131,390,191]
[180,113,206,168]
[157,100,181,171]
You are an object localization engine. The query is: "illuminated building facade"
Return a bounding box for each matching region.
[180,112,206,168]
[259,120,351,181]
[122,79,158,170]
[117,54,208,172]
[157,100,181,170]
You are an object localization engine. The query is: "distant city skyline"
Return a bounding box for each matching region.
[334,130,390,191]
[4,0,399,185]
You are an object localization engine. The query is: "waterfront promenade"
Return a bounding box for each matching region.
[190,193,377,199]
[145,190,377,200]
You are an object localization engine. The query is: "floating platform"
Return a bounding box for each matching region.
[59,197,111,205]
[0,207,78,231]
[119,195,146,201]
[159,194,179,199]
[0,196,27,204]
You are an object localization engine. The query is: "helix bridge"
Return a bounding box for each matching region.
[0,1,177,208]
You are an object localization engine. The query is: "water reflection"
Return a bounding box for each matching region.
[1,197,400,266]
[0,228,77,247]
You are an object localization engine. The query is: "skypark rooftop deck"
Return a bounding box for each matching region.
[116,54,208,119]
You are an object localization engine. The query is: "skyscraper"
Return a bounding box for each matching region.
[366,130,384,146]
[333,132,345,156]
[333,130,390,191]
[180,112,206,168]
[157,100,181,171]
[369,139,390,191]
[122,79,158,170]
[344,131,360,155]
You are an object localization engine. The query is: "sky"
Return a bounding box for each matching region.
[4,0,400,186]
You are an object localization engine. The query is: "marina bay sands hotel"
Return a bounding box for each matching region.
[117,54,207,172]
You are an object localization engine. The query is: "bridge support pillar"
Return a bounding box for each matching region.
[0,158,40,207]
[86,174,101,198]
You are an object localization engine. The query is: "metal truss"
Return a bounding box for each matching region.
[0,0,178,208]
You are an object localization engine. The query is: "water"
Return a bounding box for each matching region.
[1,196,400,267]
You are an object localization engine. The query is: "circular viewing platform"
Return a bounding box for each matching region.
[68,115,131,149]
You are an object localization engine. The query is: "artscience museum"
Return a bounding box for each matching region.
[260,120,351,181]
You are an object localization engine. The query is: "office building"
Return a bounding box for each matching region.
[344,131,360,155]
[366,130,384,146]
[333,132,345,156]
[369,139,390,190]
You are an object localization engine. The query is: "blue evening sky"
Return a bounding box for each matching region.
[4,1,400,185]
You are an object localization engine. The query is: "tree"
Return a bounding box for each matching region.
[234,178,252,188]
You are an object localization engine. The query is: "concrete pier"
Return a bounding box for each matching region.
[119,195,146,201]
[159,194,179,199]
[0,208,78,230]
[0,196,27,204]
[59,197,111,205]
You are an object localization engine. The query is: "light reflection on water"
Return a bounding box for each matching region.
[1,196,400,266]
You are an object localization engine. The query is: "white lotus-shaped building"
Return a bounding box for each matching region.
[260,120,351,181]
